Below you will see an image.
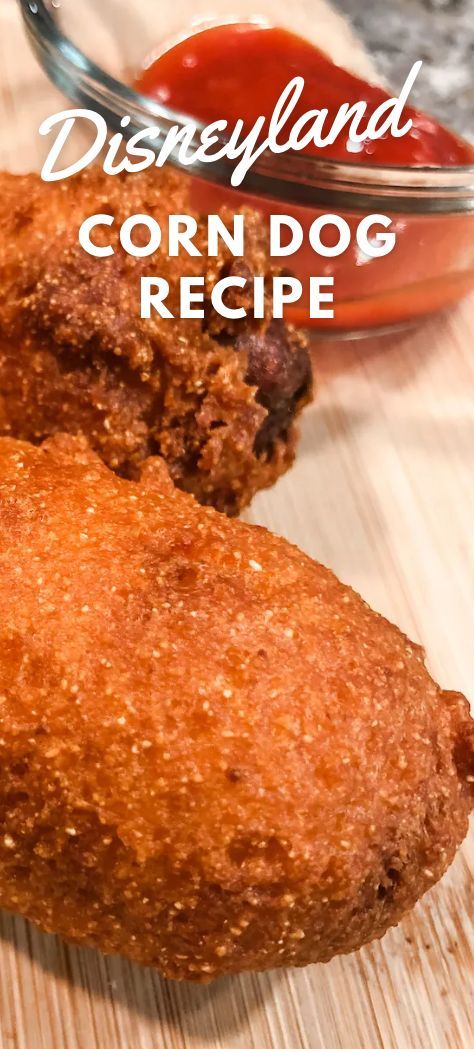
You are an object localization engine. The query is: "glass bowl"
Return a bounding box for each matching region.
[19,0,474,335]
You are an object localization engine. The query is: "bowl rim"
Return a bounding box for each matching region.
[19,0,474,213]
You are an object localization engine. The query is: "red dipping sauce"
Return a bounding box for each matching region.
[135,24,474,331]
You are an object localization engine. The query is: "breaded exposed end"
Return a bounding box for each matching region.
[0,169,311,514]
[0,435,471,981]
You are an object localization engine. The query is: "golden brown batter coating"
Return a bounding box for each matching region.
[0,169,311,515]
[0,435,472,981]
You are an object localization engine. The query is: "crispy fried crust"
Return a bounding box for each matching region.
[0,435,472,981]
[0,169,311,514]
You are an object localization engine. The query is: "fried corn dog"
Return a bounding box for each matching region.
[0,168,311,514]
[0,435,472,981]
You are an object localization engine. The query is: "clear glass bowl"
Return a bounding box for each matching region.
[19,0,474,335]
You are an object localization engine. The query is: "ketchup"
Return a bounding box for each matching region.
[136,23,472,167]
[135,24,474,331]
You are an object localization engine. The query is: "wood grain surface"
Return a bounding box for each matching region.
[0,2,472,1046]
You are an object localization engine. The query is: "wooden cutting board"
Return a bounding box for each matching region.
[0,3,472,1046]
